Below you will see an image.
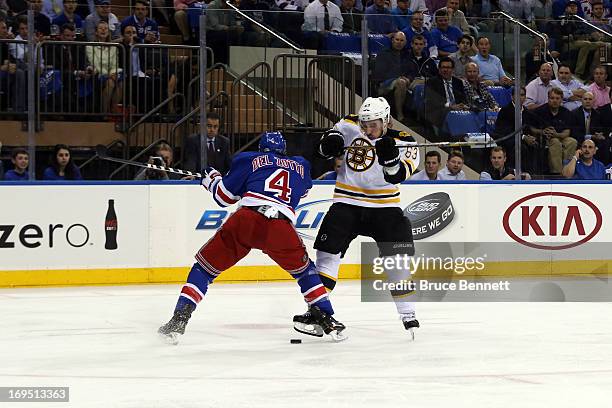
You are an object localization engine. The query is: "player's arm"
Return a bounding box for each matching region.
[201,154,250,207]
[396,131,420,178]
[299,158,313,199]
[200,167,237,207]
[375,137,407,184]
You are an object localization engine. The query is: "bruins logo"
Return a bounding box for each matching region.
[346,138,375,172]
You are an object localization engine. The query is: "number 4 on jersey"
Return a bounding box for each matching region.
[265,169,292,202]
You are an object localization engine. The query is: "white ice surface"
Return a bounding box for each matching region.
[1,281,611,408]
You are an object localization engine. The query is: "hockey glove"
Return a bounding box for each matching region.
[201,166,222,191]
[319,130,345,159]
[375,137,401,173]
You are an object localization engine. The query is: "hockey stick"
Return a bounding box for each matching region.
[343,140,492,151]
[95,145,203,179]
[96,146,318,238]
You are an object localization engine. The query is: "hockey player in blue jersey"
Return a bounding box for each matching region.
[158,132,346,344]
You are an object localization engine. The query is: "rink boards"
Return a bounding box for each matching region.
[0,180,611,287]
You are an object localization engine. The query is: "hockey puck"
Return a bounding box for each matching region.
[290,339,302,344]
[404,192,455,240]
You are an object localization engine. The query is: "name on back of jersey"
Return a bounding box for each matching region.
[251,155,305,179]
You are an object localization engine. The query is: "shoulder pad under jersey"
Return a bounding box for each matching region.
[342,114,359,125]
[387,128,416,142]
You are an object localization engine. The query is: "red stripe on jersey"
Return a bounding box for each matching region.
[215,185,239,205]
[304,285,327,303]
[181,285,203,303]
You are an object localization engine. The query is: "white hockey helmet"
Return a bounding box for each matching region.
[358,97,391,135]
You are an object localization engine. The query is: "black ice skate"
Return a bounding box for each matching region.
[293,306,347,342]
[158,303,195,345]
[401,312,420,341]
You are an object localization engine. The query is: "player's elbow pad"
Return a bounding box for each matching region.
[383,163,407,184]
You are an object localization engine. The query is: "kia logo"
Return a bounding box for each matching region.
[502,192,602,250]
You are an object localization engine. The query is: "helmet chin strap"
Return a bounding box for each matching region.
[382,121,389,136]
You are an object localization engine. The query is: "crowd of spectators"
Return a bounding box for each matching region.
[2,0,612,181]
[1,112,232,181]
[0,0,192,115]
[353,0,612,179]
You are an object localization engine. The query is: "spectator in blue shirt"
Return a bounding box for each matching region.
[402,11,432,51]
[52,0,84,36]
[365,0,397,35]
[430,9,462,58]
[43,144,83,180]
[120,0,158,42]
[42,0,65,21]
[591,1,612,34]
[472,36,513,87]
[562,139,607,179]
[4,148,30,181]
[391,0,413,31]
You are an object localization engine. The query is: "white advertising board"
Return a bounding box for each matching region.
[0,185,149,269]
[171,182,611,267]
[1,181,610,286]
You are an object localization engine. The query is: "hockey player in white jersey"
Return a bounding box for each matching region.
[293,97,421,339]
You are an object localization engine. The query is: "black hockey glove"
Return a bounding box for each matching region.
[375,137,400,168]
[319,130,345,159]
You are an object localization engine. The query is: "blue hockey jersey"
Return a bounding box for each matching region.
[210,151,312,224]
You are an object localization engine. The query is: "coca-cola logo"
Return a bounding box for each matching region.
[502,192,602,250]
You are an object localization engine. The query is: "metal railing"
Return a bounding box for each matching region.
[28,41,206,128]
[273,54,356,132]
[230,61,272,152]
[128,43,199,122]
[78,138,125,179]
[224,1,305,54]
[187,62,227,111]
[561,14,612,40]
[0,39,29,116]
[109,138,171,180]
[125,92,185,152]
[492,11,549,59]
[561,14,612,67]
[36,40,127,126]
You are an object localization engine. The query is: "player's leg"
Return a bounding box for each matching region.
[158,209,253,344]
[370,207,420,338]
[264,219,346,340]
[289,203,358,336]
[316,250,342,293]
[312,203,360,292]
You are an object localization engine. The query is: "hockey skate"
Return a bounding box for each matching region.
[293,306,347,342]
[158,304,195,345]
[401,312,420,341]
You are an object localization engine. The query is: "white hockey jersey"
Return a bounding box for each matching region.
[331,115,420,208]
